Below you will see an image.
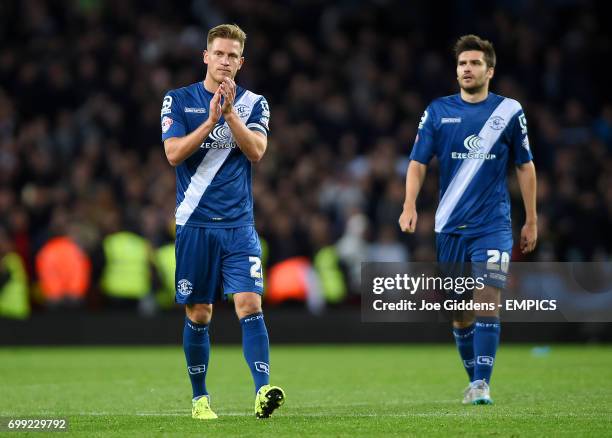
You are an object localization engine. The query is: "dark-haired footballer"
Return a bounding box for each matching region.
[399,34,537,404]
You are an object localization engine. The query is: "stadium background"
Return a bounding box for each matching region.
[0,0,611,344]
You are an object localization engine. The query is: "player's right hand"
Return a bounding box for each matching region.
[399,205,418,233]
[208,87,223,123]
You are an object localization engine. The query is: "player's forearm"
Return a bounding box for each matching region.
[164,119,216,166]
[516,161,537,224]
[225,112,267,162]
[403,161,427,208]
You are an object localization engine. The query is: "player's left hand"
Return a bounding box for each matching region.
[220,77,236,115]
[520,221,537,254]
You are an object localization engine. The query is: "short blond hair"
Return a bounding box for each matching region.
[207,24,247,54]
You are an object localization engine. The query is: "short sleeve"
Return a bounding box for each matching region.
[409,105,436,164]
[510,109,533,164]
[161,92,187,141]
[245,97,270,136]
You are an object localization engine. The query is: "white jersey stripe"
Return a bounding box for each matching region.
[175,91,260,226]
[175,148,232,225]
[434,98,521,232]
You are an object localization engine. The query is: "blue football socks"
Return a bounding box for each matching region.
[240,312,270,393]
[183,317,210,399]
[473,316,501,383]
[453,323,476,382]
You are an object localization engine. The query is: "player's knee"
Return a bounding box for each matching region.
[452,309,475,327]
[186,304,213,324]
[474,308,500,318]
[233,292,262,319]
[474,286,501,317]
[236,302,262,318]
[453,319,475,329]
[452,309,475,328]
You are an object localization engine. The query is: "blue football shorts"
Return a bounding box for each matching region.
[174,225,264,304]
[436,229,513,290]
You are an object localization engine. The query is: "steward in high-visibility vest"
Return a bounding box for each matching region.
[0,252,30,319]
[100,231,152,299]
[313,245,347,303]
[266,256,326,313]
[36,236,91,302]
[153,242,176,308]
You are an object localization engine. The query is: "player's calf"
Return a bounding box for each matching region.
[453,309,476,383]
[472,287,501,385]
[183,304,213,413]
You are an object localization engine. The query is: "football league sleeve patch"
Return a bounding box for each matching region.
[511,109,533,164]
[409,105,436,164]
[161,92,187,142]
[245,97,270,136]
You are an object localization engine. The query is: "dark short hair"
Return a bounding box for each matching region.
[454,34,496,68]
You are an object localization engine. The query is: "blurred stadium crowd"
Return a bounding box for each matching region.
[1,0,610,317]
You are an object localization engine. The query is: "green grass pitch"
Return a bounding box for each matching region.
[1,345,611,436]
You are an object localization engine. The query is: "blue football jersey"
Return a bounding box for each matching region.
[410,93,533,235]
[161,82,270,228]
